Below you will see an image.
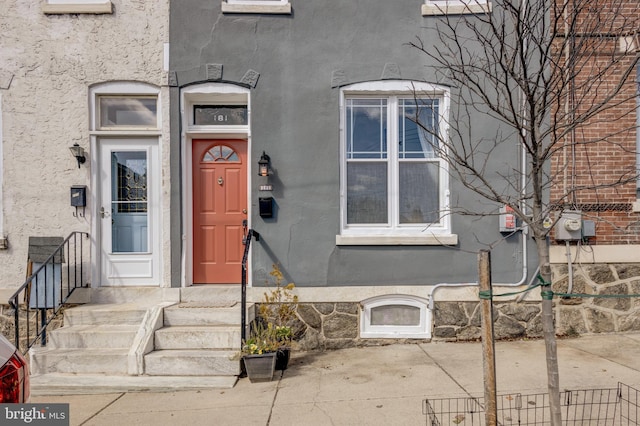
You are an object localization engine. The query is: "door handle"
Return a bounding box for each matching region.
[217,177,224,185]
[242,209,247,214]
[100,207,111,218]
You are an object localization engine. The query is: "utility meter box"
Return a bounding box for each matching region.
[555,210,582,241]
[499,205,517,233]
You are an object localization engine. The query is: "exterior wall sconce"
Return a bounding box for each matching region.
[69,143,86,168]
[258,151,271,177]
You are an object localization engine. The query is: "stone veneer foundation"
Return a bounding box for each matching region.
[2,263,638,351]
[263,264,640,350]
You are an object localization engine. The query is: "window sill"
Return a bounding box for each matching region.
[422,2,492,15]
[221,2,292,14]
[43,2,113,14]
[336,234,458,246]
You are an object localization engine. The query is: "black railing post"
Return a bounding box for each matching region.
[8,231,89,353]
[11,297,20,353]
[241,229,260,346]
[40,309,47,347]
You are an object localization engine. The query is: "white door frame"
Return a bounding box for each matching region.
[180,83,253,287]
[92,137,161,286]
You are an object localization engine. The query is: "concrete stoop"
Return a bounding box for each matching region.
[30,287,253,395]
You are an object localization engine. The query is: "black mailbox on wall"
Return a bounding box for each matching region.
[70,186,87,207]
[259,197,273,218]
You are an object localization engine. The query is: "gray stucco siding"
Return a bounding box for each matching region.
[169,1,536,289]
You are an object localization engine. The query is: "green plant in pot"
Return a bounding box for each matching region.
[258,264,298,370]
[242,321,279,382]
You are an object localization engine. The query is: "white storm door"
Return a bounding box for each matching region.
[99,139,160,286]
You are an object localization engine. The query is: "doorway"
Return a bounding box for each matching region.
[192,139,248,284]
[98,138,160,286]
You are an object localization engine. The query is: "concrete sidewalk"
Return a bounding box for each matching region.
[32,333,640,425]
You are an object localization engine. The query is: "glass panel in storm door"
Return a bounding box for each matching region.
[111,151,149,253]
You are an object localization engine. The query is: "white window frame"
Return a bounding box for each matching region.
[43,0,113,14]
[360,295,432,339]
[221,0,291,14]
[337,80,456,246]
[89,83,160,132]
[422,0,492,16]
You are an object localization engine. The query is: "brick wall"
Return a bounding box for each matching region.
[549,0,640,245]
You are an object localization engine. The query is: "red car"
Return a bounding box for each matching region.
[0,333,29,403]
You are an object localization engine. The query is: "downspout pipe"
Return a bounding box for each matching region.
[636,65,640,197]
[427,0,534,321]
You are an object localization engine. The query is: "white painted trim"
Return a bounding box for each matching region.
[339,80,452,240]
[0,94,4,241]
[89,82,161,132]
[97,138,162,286]
[360,294,431,339]
[163,43,170,73]
[43,0,112,14]
[549,244,640,264]
[336,234,458,246]
[422,1,492,15]
[88,82,164,288]
[221,1,291,14]
[248,286,432,303]
[180,83,253,287]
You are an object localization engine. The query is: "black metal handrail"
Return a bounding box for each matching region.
[8,232,89,353]
[241,228,259,344]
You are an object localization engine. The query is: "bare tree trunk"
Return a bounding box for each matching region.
[536,237,562,425]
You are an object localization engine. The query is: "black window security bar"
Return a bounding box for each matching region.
[8,232,89,353]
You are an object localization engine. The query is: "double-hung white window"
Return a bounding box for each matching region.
[338,81,455,245]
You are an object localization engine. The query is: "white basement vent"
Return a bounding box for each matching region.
[360,295,431,339]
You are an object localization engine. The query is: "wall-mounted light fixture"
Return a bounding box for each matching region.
[69,143,86,168]
[258,151,271,177]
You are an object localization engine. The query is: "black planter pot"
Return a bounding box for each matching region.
[275,348,290,371]
[243,352,276,383]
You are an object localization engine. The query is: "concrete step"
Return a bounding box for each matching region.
[64,303,149,326]
[163,304,252,326]
[179,286,242,304]
[30,373,237,395]
[48,324,139,349]
[154,325,241,350]
[89,288,180,304]
[30,348,129,375]
[144,349,240,376]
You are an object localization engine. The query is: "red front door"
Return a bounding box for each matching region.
[192,140,248,284]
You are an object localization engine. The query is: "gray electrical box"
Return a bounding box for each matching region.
[582,220,596,238]
[555,210,582,241]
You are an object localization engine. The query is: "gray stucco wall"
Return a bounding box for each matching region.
[169,1,536,289]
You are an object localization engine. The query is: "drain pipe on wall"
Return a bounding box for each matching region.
[428,121,533,316]
[0,93,6,250]
[565,241,574,294]
[426,0,543,327]
[636,65,640,199]
[427,222,532,323]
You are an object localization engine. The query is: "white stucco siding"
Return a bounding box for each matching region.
[0,1,170,290]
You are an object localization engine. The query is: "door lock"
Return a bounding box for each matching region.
[100,207,111,218]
